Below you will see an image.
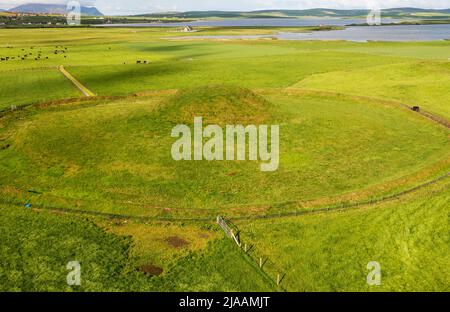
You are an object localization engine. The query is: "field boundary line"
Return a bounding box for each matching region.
[232,172,450,220]
[283,87,450,129]
[1,172,448,223]
[0,90,174,118]
[0,66,64,73]
[58,65,96,97]
[217,216,286,290]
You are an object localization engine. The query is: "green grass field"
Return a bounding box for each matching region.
[0,68,80,110]
[293,61,450,119]
[0,27,449,292]
[0,88,448,218]
[237,181,450,291]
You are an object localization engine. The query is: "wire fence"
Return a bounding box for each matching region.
[0,171,448,223]
[214,172,450,291]
[217,216,287,290]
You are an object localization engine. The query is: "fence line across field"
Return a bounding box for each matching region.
[217,216,242,247]
[1,171,448,223]
[217,216,286,289]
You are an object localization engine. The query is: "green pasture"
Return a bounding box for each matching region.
[150,179,449,292]
[0,27,449,292]
[67,50,402,96]
[0,204,134,291]
[0,87,448,218]
[0,68,80,110]
[294,61,450,119]
[1,178,447,291]
[235,180,450,291]
[1,28,449,111]
[0,204,270,291]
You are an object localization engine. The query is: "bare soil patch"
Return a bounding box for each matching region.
[166,236,189,248]
[138,264,163,276]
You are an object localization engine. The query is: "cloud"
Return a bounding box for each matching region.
[1,0,94,9]
[1,0,449,14]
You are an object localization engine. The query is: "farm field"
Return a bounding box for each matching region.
[0,27,449,292]
[1,177,447,291]
[293,61,450,119]
[0,68,79,110]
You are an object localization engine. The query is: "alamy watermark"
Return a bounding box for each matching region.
[367,1,382,26]
[171,117,280,172]
[367,261,382,286]
[67,261,81,286]
[66,1,81,26]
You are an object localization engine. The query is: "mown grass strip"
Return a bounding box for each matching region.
[58,65,96,97]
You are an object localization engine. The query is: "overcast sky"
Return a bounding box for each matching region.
[1,0,449,15]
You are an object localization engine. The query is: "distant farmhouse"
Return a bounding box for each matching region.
[182,26,194,32]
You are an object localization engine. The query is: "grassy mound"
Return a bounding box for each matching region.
[158,85,273,125]
[0,91,448,218]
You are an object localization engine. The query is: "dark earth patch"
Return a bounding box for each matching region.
[138,264,163,276]
[166,236,189,248]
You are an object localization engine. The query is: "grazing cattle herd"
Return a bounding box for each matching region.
[0,45,69,62]
[1,45,151,65]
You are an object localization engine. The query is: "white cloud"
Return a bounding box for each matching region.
[1,0,449,14]
[1,0,94,9]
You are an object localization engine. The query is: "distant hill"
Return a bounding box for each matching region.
[139,8,450,19]
[9,3,103,16]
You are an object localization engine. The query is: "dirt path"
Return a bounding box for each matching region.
[58,65,95,97]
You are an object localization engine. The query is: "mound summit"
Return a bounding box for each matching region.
[160,85,273,125]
